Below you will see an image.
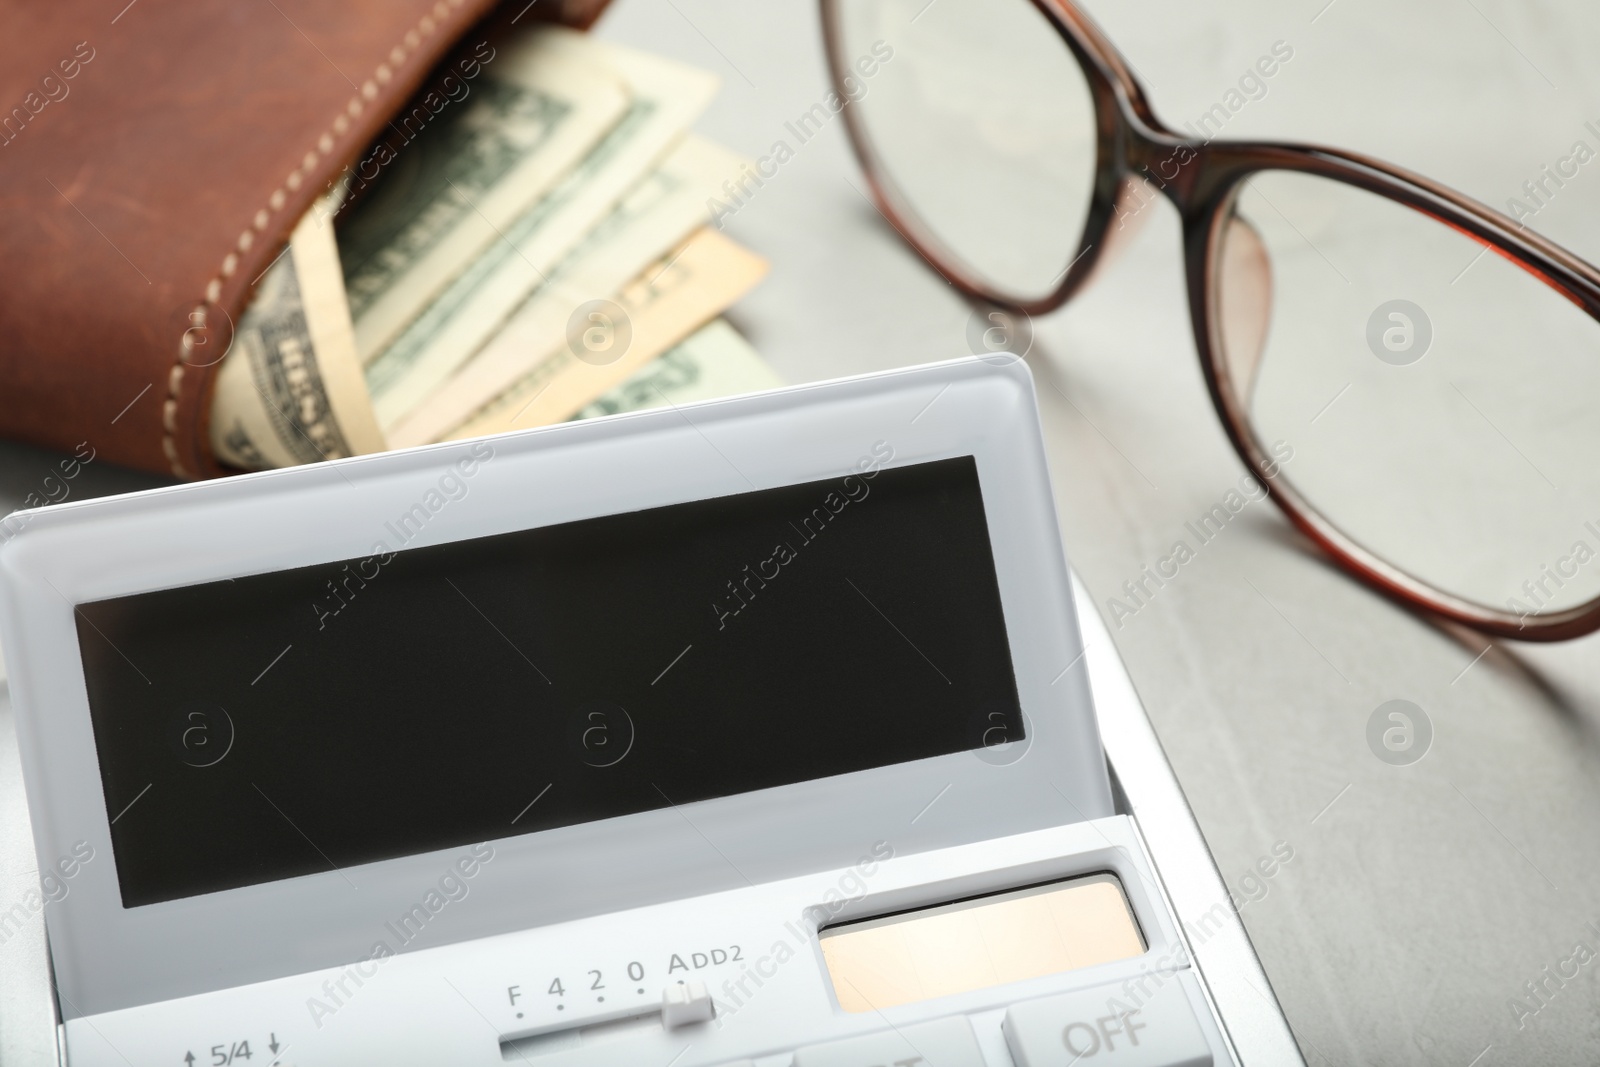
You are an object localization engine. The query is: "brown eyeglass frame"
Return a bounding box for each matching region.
[821,0,1600,642]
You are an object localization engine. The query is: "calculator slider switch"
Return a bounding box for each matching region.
[662,981,715,1027]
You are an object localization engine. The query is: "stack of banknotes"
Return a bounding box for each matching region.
[210,25,782,470]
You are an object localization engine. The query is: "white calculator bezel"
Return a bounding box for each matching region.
[0,356,1115,1019]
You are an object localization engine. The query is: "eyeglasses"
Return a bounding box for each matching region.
[822,0,1600,641]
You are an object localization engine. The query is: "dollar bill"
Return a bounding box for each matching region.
[571,318,784,421]
[362,37,719,435]
[379,135,747,443]
[342,27,631,363]
[211,204,386,469]
[444,227,769,441]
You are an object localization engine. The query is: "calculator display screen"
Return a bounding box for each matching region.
[76,455,1024,907]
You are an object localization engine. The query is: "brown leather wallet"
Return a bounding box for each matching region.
[0,0,609,479]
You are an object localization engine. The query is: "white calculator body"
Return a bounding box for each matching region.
[0,356,1303,1066]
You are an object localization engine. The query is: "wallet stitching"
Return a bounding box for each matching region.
[163,0,469,479]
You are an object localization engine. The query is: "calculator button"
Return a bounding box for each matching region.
[791,1014,986,1067]
[1004,974,1212,1067]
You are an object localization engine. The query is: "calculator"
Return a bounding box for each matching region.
[0,355,1303,1066]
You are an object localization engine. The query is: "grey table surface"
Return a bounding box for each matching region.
[5,0,1600,1064]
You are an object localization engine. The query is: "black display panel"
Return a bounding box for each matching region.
[76,456,1023,907]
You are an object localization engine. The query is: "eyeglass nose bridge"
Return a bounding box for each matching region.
[1110,108,1258,224]
[1121,129,1206,210]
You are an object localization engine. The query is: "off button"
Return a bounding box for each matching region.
[1004,972,1212,1067]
